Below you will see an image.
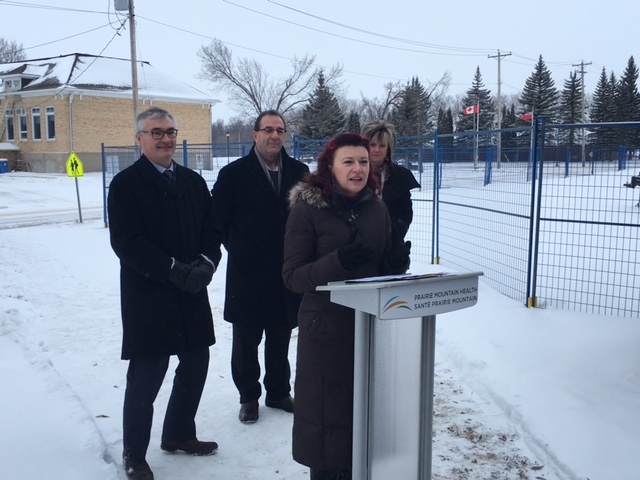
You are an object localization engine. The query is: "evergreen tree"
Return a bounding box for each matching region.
[391,77,430,137]
[590,68,618,146]
[299,71,346,139]
[519,55,560,122]
[591,68,614,122]
[615,56,640,145]
[457,67,494,134]
[436,106,454,152]
[558,70,582,145]
[345,111,361,134]
[501,104,519,149]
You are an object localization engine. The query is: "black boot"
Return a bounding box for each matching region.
[310,470,334,480]
[310,469,352,480]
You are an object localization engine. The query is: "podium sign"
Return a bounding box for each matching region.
[318,271,483,480]
[326,272,479,320]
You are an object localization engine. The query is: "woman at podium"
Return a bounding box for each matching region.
[282,132,410,480]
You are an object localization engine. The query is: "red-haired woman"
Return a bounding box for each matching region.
[282,133,410,480]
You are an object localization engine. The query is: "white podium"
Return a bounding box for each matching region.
[318,271,483,480]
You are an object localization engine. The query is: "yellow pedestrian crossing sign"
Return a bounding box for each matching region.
[66,152,84,177]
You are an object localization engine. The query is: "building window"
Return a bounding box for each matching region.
[3,79,20,92]
[4,109,14,141]
[46,106,55,140]
[32,107,41,141]
[16,108,27,140]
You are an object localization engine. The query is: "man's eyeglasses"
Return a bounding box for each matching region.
[140,129,179,139]
[257,127,286,136]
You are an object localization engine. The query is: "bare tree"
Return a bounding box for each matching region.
[359,81,404,122]
[0,38,26,63]
[197,39,341,118]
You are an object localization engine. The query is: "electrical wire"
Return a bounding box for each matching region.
[224,0,489,58]
[265,0,495,54]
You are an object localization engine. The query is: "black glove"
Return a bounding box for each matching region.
[185,256,215,294]
[168,260,193,292]
[337,229,374,271]
[388,240,411,269]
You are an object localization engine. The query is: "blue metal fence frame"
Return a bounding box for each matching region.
[102,121,640,317]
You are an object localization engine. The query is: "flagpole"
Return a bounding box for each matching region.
[474,106,479,169]
[529,110,534,172]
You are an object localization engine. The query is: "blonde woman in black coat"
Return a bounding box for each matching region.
[282,133,410,480]
[361,121,420,243]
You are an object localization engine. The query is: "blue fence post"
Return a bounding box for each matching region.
[182,139,188,168]
[432,129,440,264]
[101,143,108,227]
[619,146,627,170]
[484,149,493,186]
[525,116,546,307]
[292,135,300,159]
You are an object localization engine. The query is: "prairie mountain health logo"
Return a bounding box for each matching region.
[382,296,412,313]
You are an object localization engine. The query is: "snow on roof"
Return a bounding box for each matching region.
[0,142,20,151]
[0,53,219,105]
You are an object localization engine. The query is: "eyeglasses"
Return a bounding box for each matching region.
[140,129,179,139]
[257,127,286,136]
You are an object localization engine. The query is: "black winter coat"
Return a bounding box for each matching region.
[282,182,406,471]
[380,162,420,241]
[108,156,220,359]
[210,146,309,327]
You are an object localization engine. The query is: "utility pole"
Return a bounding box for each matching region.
[488,50,511,169]
[115,0,139,137]
[573,60,592,167]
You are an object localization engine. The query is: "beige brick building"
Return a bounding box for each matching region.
[0,53,220,173]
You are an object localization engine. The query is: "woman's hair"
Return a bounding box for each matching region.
[306,132,379,198]
[361,120,396,164]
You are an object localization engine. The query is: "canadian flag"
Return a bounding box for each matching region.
[463,104,479,115]
[519,111,533,121]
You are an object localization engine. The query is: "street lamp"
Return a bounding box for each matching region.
[226,132,230,164]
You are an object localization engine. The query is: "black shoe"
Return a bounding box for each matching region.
[160,437,218,456]
[124,458,154,480]
[310,469,352,480]
[265,395,294,413]
[239,400,259,423]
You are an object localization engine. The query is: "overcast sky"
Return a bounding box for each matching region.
[2,0,637,123]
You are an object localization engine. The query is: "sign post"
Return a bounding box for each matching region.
[318,270,483,479]
[196,154,204,174]
[66,151,84,223]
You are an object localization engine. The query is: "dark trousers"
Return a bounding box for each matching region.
[231,321,292,403]
[122,347,210,462]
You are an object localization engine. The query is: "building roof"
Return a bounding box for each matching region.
[0,142,20,151]
[0,53,220,105]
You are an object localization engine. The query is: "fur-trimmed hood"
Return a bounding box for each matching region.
[288,181,376,212]
[288,181,330,209]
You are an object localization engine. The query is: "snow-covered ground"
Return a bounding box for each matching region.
[0,172,638,480]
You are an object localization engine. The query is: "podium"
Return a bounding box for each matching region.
[318,270,483,480]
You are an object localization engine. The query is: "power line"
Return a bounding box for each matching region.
[225,0,490,58]
[0,1,107,14]
[24,23,117,50]
[138,16,407,84]
[265,0,495,54]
